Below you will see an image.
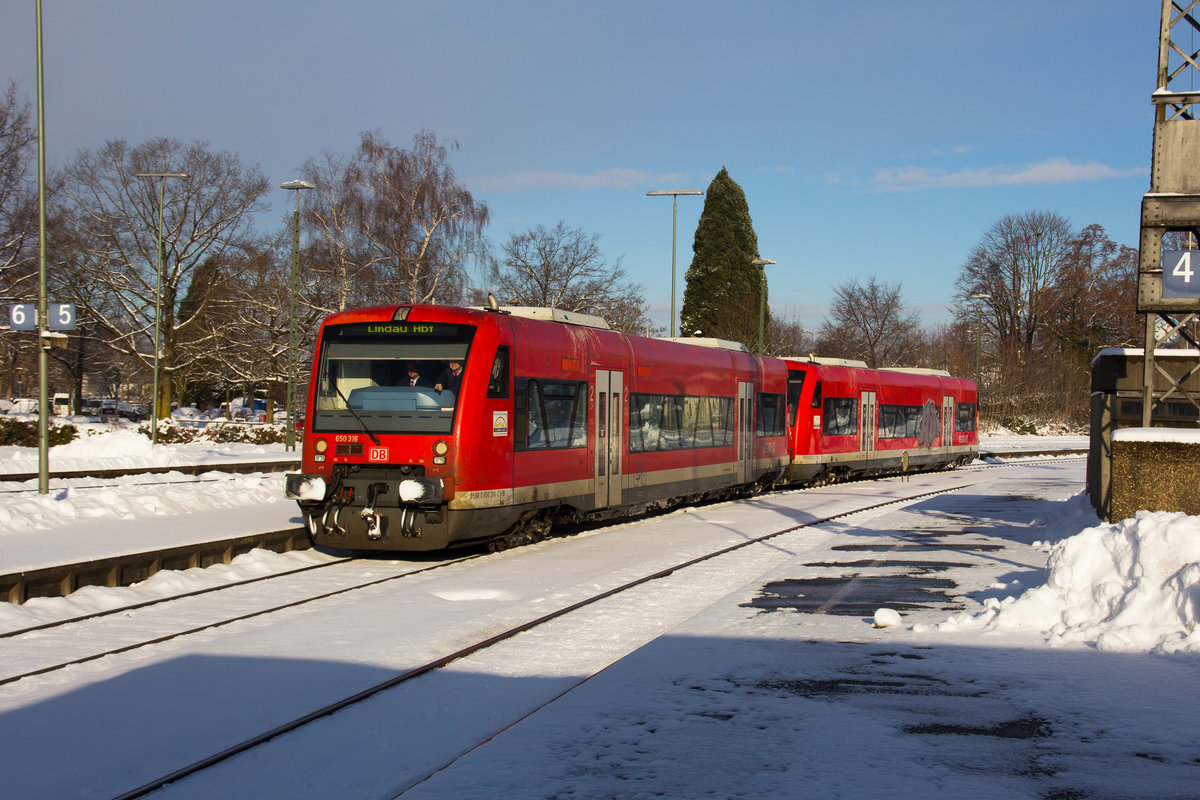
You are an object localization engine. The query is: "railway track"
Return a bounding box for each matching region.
[99,481,975,800]
[0,550,487,689]
[0,450,1085,605]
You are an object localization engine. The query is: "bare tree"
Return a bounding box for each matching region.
[818,275,922,368]
[298,150,379,314]
[954,210,1074,367]
[0,82,37,400]
[484,221,657,334]
[0,82,35,292]
[58,138,269,417]
[356,130,488,305]
[1047,224,1139,358]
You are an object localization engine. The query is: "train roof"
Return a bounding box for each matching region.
[482,305,612,330]
[881,367,952,377]
[781,355,869,368]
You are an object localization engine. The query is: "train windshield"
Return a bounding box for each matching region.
[311,321,476,434]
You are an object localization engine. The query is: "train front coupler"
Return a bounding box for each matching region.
[359,482,389,540]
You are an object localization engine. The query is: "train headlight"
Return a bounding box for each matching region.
[313,438,328,463]
[433,439,449,465]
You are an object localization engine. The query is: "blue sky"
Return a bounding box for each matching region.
[1,0,1154,332]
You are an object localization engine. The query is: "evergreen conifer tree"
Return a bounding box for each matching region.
[679,168,766,345]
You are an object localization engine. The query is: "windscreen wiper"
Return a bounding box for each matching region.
[335,385,382,445]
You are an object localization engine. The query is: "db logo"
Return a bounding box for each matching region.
[368,447,389,461]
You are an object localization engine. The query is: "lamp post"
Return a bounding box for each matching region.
[970,293,990,386]
[751,257,776,354]
[646,189,703,337]
[35,0,48,493]
[281,180,314,451]
[800,328,813,354]
[133,171,188,445]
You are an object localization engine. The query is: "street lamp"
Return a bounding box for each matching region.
[133,170,188,445]
[970,293,990,386]
[646,189,703,337]
[281,179,314,451]
[752,258,776,354]
[800,328,814,354]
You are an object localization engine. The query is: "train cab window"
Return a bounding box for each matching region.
[514,378,587,451]
[311,321,475,435]
[756,393,786,437]
[955,402,977,432]
[822,397,857,436]
[487,347,510,398]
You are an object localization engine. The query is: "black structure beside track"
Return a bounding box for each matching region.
[0,459,300,484]
[0,450,1083,604]
[1,527,310,604]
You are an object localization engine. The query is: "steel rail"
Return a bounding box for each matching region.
[0,551,486,689]
[109,480,976,800]
[0,554,352,639]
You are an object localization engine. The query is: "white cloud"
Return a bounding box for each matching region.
[473,168,686,193]
[853,158,1145,192]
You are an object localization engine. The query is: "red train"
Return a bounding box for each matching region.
[285,303,978,551]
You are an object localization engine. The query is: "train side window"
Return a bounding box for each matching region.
[811,380,822,409]
[630,393,733,452]
[955,402,976,432]
[878,404,922,438]
[822,397,857,436]
[515,378,587,451]
[756,393,785,437]
[487,347,510,398]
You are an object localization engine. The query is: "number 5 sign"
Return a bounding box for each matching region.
[1163,251,1200,298]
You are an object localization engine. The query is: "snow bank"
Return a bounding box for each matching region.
[936,510,1200,655]
[0,428,291,474]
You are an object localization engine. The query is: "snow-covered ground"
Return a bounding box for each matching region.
[1,430,1197,798]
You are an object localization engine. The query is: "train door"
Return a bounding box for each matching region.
[942,394,954,451]
[736,381,754,484]
[859,391,877,457]
[594,369,624,509]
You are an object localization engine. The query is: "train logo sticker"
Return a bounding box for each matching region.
[368,446,389,462]
[917,400,940,448]
[493,411,509,437]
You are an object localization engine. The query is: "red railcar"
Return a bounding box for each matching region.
[781,356,978,485]
[285,304,790,551]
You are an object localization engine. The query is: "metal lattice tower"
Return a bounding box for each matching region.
[1136,0,1200,425]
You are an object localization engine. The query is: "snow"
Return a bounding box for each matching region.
[1113,426,1200,443]
[0,429,1198,798]
[932,507,1200,655]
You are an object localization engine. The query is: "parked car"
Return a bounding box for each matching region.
[171,406,207,428]
[100,399,147,422]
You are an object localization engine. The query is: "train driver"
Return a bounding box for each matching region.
[405,362,431,388]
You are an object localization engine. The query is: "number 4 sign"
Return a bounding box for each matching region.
[1163,250,1200,298]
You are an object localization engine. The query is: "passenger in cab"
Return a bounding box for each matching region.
[435,360,464,394]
